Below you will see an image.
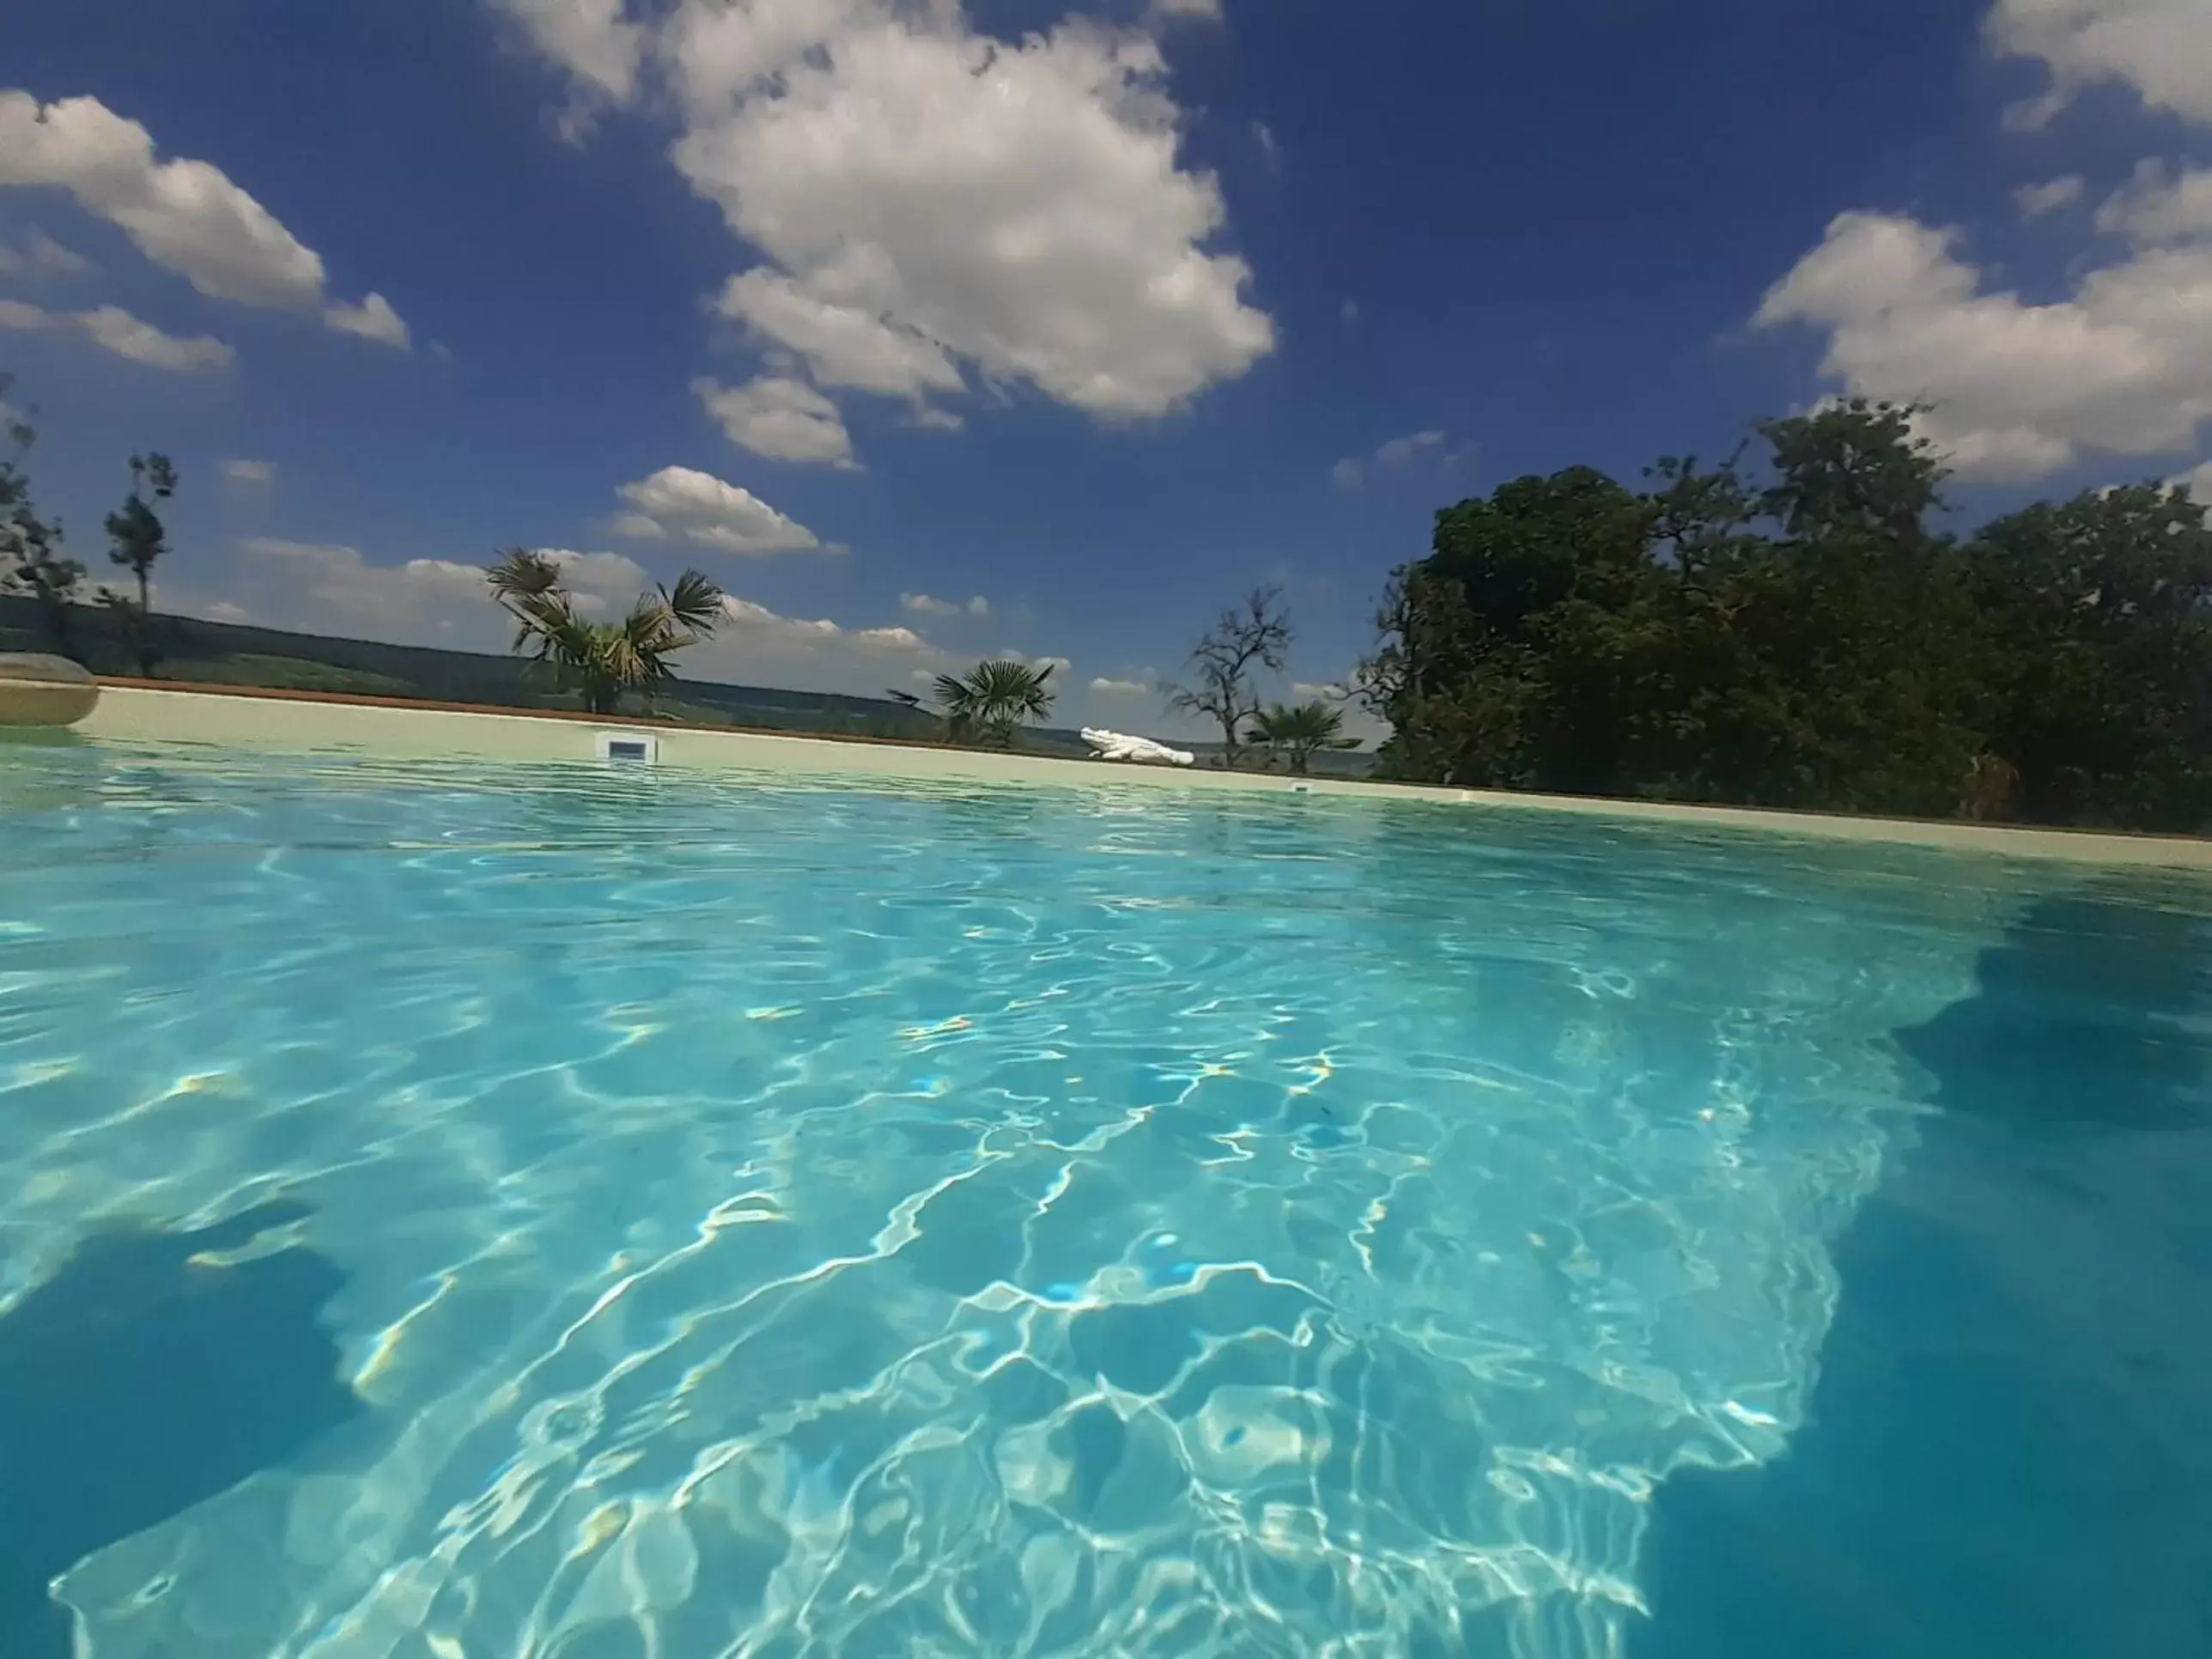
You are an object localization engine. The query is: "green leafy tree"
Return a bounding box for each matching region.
[1362,400,2021,823]
[1166,585,1293,768]
[0,380,88,661]
[1962,482,2212,829]
[102,452,179,676]
[487,547,726,716]
[1247,700,1358,774]
[933,659,1056,748]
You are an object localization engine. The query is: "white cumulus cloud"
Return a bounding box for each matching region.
[1988,0,2212,127]
[1332,428,1448,489]
[183,532,1028,698]
[900,592,990,617]
[695,374,855,466]
[1088,675,1152,695]
[489,0,647,103]
[2172,459,2212,498]
[673,12,1272,421]
[501,1,1272,428]
[2016,174,2086,216]
[0,227,92,276]
[0,296,234,372]
[611,464,824,554]
[324,292,411,349]
[77,305,235,371]
[1754,210,2212,481]
[0,91,408,347]
[221,459,276,483]
[714,268,964,402]
[221,539,494,637]
[2095,161,2212,246]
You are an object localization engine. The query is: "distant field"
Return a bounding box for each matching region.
[0,599,1372,775]
[160,654,422,698]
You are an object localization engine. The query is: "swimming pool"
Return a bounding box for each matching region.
[1,742,2206,1657]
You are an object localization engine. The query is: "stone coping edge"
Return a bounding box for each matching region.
[54,678,2212,871]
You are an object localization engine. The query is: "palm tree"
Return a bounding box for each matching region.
[486,547,725,716]
[1246,700,1358,774]
[933,659,1055,748]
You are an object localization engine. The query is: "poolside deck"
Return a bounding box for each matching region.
[64,678,2212,871]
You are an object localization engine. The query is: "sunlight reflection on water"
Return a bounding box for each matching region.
[0,744,2051,1656]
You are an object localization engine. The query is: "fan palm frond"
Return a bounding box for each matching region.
[933,659,1056,748]
[484,554,722,715]
[1245,700,1357,774]
[660,569,726,635]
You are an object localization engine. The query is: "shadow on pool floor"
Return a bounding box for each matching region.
[0,1199,361,1659]
[1633,890,2212,1659]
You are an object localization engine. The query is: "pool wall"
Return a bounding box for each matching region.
[67,680,2212,869]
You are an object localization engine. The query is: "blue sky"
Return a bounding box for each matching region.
[3,0,2210,735]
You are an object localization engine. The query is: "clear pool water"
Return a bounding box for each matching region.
[0,743,2205,1658]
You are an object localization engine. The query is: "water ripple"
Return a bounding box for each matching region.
[0,743,2062,1656]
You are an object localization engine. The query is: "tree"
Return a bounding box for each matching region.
[1961,482,2212,830]
[932,659,1056,748]
[486,547,725,716]
[1166,585,1293,767]
[1362,401,1994,820]
[103,452,179,676]
[0,380,87,661]
[1247,700,1358,774]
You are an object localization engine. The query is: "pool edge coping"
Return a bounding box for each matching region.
[59,680,2212,871]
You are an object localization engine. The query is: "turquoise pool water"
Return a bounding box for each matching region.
[0,744,2205,1657]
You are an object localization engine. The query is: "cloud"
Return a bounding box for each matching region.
[27,228,90,274]
[714,269,964,400]
[695,374,855,466]
[2172,459,2212,497]
[184,533,1023,698]
[0,227,92,276]
[1376,429,1446,465]
[487,0,647,135]
[720,594,929,654]
[219,538,495,637]
[1148,0,1224,21]
[221,459,276,483]
[2016,174,2086,216]
[900,592,989,617]
[1987,0,2212,127]
[502,2,1273,425]
[1753,210,2212,481]
[611,465,823,554]
[1088,675,1152,695]
[0,91,406,345]
[2095,161,2212,246]
[323,292,411,349]
[676,13,1272,421]
[1291,681,1348,701]
[503,0,647,97]
[76,305,235,371]
[0,297,234,371]
[1331,428,1447,489]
